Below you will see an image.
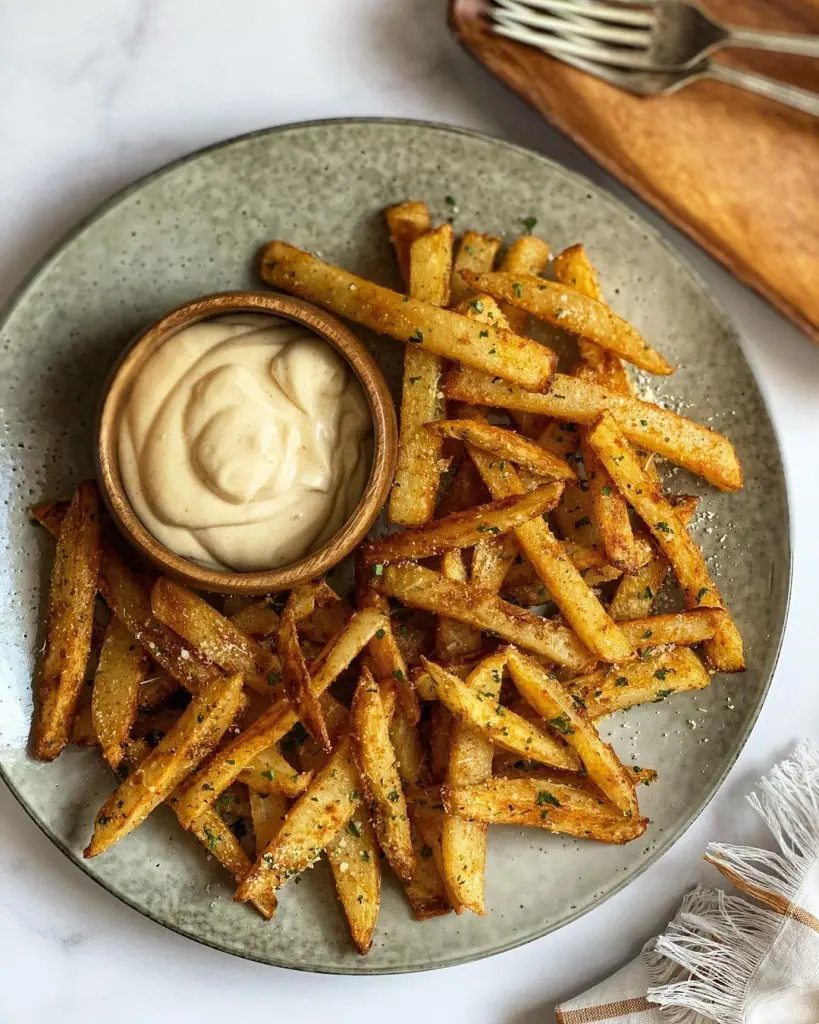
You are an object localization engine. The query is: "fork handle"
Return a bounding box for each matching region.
[723,27,819,60]
[707,63,819,117]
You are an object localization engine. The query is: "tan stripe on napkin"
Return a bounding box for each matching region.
[555,996,654,1023]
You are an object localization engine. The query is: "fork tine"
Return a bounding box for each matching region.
[499,0,655,28]
[492,1,651,49]
[491,8,655,67]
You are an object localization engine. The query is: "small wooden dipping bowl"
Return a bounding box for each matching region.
[96,292,397,594]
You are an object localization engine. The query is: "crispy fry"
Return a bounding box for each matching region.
[33,481,101,762]
[351,669,414,883]
[70,700,97,747]
[443,367,743,492]
[427,420,576,482]
[450,230,502,305]
[441,651,506,914]
[278,605,330,751]
[228,600,280,641]
[85,673,245,857]
[389,224,453,527]
[586,414,744,671]
[385,201,431,284]
[151,577,277,694]
[472,534,517,593]
[389,704,429,786]
[92,618,147,770]
[239,744,313,798]
[429,703,454,784]
[463,270,673,375]
[378,563,594,672]
[174,609,388,828]
[498,235,551,336]
[565,647,711,719]
[435,549,482,662]
[236,736,363,903]
[506,648,638,816]
[259,242,558,389]
[137,672,181,710]
[366,484,563,566]
[249,789,289,854]
[325,810,381,954]
[421,658,580,771]
[405,789,451,920]
[581,434,637,574]
[619,609,728,649]
[300,597,352,645]
[443,777,647,843]
[436,459,488,518]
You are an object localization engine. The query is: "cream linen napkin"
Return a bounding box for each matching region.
[556,741,819,1024]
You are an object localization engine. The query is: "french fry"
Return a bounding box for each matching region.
[429,703,454,783]
[450,230,502,305]
[581,433,637,574]
[278,604,331,751]
[565,647,711,719]
[99,542,220,694]
[390,704,429,785]
[389,224,453,527]
[421,658,580,771]
[413,656,482,702]
[385,200,431,284]
[85,673,245,857]
[174,609,387,828]
[405,789,451,920]
[506,648,638,817]
[325,811,381,954]
[33,481,101,762]
[435,550,482,662]
[498,235,551,335]
[441,651,506,914]
[443,367,743,492]
[471,534,517,593]
[70,700,96,747]
[365,484,563,566]
[138,672,181,710]
[228,600,280,641]
[463,270,673,375]
[249,790,289,854]
[259,242,558,390]
[239,744,313,798]
[92,618,147,770]
[427,420,577,482]
[619,609,727,649]
[443,777,647,843]
[151,577,277,695]
[436,459,488,518]
[462,417,633,664]
[236,736,363,903]
[351,669,414,883]
[586,414,744,671]
[378,563,594,672]
[300,597,352,645]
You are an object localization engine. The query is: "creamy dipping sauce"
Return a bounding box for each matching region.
[118,314,373,572]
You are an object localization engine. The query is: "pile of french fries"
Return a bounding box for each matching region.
[30,200,744,956]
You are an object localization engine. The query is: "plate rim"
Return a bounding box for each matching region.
[0,115,793,975]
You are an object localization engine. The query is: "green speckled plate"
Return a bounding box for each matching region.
[0,119,790,974]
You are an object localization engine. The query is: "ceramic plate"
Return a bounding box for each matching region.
[0,119,790,974]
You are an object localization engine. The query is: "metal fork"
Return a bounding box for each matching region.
[491,0,819,116]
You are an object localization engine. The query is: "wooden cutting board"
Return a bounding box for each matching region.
[450,0,819,342]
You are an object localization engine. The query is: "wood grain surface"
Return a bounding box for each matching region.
[450,0,819,343]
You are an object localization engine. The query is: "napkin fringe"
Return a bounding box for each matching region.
[642,740,819,1023]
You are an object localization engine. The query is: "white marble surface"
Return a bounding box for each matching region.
[1,1,818,1021]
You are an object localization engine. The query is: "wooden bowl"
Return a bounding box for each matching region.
[96,291,397,594]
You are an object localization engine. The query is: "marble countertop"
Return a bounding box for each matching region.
[2,1,818,1021]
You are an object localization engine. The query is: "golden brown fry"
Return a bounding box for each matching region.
[239,744,313,798]
[441,651,506,915]
[138,673,181,710]
[92,618,147,770]
[389,704,429,786]
[236,736,363,903]
[259,242,558,389]
[506,648,638,817]
[389,224,454,527]
[443,367,743,492]
[586,414,744,671]
[436,459,488,518]
[378,562,594,672]
[427,420,576,482]
[463,418,633,664]
[472,533,517,593]
[151,577,277,695]
[565,647,711,719]
[463,270,673,375]
[405,789,451,920]
[443,777,647,843]
[228,600,280,641]
[300,598,352,646]
[385,200,431,285]
[174,609,388,828]
[450,230,502,305]
[435,549,482,662]
[278,605,330,751]
[619,609,728,649]
[33,481,101,762]
[365,484,563,566]
[581,434,637,574]
[325,810,381,954]
[351,669,414,883]
[429,703,454,784]
[498,235,551,335]
[609,557,669,621]
[29,498,69,538]
[249,789,289,854]
[421,658,580,771]
[70,700,97,747]
[85,673,245,857]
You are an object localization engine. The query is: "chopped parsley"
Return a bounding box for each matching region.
[420,844,433,860]
[470,298,484,313]
[410,328,424,343]
[696,587,709,603]
[520,216,537,233]
[408,375,421,384]
[536,790,561,807]
[387,790,400,803]
[574,516,591,529]
[476,524,501,534]
[548,714,574,735]
[479,329,489,338]
[372,563,385,578]
[642,629,653,639]
[614,676,629,687]
[347,820,362,838]
[655,521,673,534]
[261,768,276,782]
[601,486,611,496]
[512,282,523,298]
[267,671,281,687]
[375,628,386,639]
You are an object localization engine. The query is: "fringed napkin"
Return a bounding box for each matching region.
[556,741,819,1023]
